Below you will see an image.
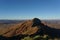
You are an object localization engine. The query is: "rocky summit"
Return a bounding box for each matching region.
[0,18,60,40]
[0,18,42,37]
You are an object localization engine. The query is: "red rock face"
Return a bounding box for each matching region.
[1,18,40,37]
[0,18,60,38]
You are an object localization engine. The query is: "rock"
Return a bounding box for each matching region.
[32,18,41,27]
[1,18,41,37]
[1,18,60,38]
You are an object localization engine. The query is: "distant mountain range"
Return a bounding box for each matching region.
[0,20,25,24]
[0,20,60,24]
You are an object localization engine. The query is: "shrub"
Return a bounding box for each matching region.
[21,35,49,40]
[21,36,33,40]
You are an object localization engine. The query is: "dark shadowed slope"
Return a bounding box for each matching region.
[0,18,60,40]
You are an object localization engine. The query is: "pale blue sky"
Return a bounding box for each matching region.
[0,0,60,20]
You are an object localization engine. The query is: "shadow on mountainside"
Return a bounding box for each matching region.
[0,18,60,40]
[31,18,60,38]
[0,35,28,40]
[32,23,60,38]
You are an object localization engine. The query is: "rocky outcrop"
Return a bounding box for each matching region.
[0,18,41,37]
[0,18,60,39]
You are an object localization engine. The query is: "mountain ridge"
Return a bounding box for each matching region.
[0,18,60,40]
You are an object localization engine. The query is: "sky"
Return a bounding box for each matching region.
[0,0,60,20]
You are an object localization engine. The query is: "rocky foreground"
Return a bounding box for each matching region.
[0,18,60,40]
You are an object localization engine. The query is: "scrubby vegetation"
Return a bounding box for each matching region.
[21,35,59,40]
